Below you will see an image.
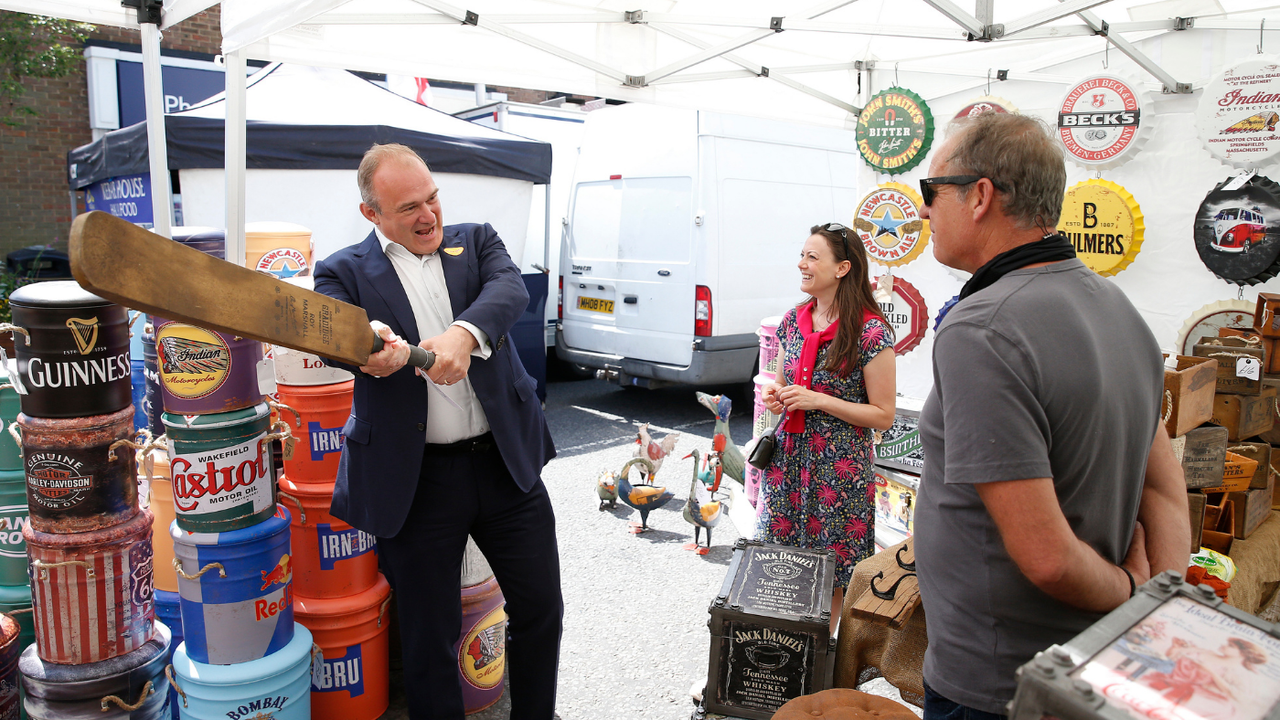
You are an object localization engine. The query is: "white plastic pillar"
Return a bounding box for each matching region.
[224,50,248,267]
[140,23,172,237]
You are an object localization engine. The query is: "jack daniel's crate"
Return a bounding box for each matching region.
[700,539,837,720]
[1008,571,1280,720]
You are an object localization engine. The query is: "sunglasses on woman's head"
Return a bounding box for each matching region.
[824,223,853,259]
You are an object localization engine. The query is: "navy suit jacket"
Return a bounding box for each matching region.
[312,223,556,538]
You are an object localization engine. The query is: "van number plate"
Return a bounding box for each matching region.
[577,296,614,314]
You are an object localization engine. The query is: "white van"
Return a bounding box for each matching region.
[556,103,862,388]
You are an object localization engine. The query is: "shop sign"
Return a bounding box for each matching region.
[953,95,1017,120]
[852,183,929,267]
[84,173,153,225]
[1056,179,1144,276]
[855,87,934,174]
[1193,172,1280,285]
[1056,74,1151,169]
[1177,300,1257,356]
[873,275,928,355]
[1196,55,1280,169]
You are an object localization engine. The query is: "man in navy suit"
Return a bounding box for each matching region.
[313,143,562,720]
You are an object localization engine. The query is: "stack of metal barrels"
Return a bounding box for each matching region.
[272,275,392,720]
[6,280,169,720]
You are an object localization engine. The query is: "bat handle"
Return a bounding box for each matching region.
[369,336,436,372]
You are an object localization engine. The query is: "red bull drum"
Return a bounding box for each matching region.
[170,505,294,665]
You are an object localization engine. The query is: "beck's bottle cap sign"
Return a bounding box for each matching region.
[853,182,930,268]
[1196,55,1280,169]
[1056,74,1151,169]
[1056,179,1145,277]
[855,87,934,174]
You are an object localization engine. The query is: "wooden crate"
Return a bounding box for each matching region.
[1257,379,1280,444]
[1228,465,1274,539]
[1210,385,1277,440]
[1224,441,1272,489]
[1187,492,1205,554]
[1254,291,1280,337]
[1171,426,1228,489]
[1162,355,1218,438]
[1204,451,1257,493]
[1193,336,1265,395]
[702,540,836,720]
[1202,493,1235,554]
[1217,326,1280,374]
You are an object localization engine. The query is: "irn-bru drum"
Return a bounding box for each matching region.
[170,506,294,665]
[456,575,506,714]
[170,227,225,260]
[163,404,276,534]
[7,281,132,419]
[17,407,138,534]
[275,382,351,483]
[0,470,28,586]
[170,623,312,720]
[0,365,20,472]
[152,318,267,416]
[245,222,313,280]
[141,450,177,593]
[278,478,376,599]
[25,510,155,665]
[20,620,170,720]
[296,575,390,720]
[0,613,20,720]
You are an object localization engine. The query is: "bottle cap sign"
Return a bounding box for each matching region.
[1194,173,1280,286]
[873,275,928,355]
[853,182,929,268]
[1056,179,1145,276]
[856,87,934,174]
[1056,74,1151,169]
[1196,55,1280,169]
[953,95,1017,120]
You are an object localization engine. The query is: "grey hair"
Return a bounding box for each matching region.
[357,143,429,213]
[944,113,1066,230]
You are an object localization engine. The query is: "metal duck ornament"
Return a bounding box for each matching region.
[695,392,746,484]
[682,449,727,555]
[616,456,675,533]
[595,469,619,510]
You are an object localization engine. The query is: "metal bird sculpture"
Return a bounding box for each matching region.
[596,469,619,510]
[682,449,726,555]
[695,392,745,484]
[634,423,680,481]
[617,456,674,533]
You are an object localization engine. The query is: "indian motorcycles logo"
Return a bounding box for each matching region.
[155,323,231,399]
[460,606,507,690]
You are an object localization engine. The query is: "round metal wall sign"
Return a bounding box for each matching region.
[1193,172,1280,285]
[1177,299,1257,356]
[853,182,929,268]
[953,95,1017,120]
[1197,55,1280,169]
[1056,179,1145,276]
[873,275,928,355]
[856,87,934,174]
[1056,73,1151,169]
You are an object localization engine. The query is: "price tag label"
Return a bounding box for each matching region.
[1236,356,1261,380]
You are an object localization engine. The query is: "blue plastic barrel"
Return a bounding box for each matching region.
[170,623,312,720]
[170,507,293,665]
[131,359,147,430]
[155,591,183,720]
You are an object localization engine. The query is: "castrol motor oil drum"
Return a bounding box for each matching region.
[296,574,391,720]
[24,509,155,665]
[170,506,294,665]
[169,622,313,720]
[7,281,131,419]
[163,404,276,534]
[152,319,268,416]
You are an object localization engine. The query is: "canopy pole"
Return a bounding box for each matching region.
[140,22,172,238]
[224,50,248,267]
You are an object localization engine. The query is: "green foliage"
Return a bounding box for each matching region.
[0,247,58,324]
[0,13,91,127]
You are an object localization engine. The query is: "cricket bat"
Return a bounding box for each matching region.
[68,210,434,371]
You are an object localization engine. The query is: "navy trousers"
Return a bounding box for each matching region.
[378,445,563,719]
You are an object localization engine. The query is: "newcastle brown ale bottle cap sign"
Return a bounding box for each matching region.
[1057,74,1151,169]
[1197,55,1280,169]
[853,183,929,268]
[1194,172,1280,285]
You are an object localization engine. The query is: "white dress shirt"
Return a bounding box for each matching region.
[375,227,493,444]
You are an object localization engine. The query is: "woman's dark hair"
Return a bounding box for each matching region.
[1228,637,1267,670]
[802,224,887,376]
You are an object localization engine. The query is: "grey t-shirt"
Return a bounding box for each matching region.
[916,258,1162,714]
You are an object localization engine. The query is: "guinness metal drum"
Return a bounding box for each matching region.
[7,281,131,419]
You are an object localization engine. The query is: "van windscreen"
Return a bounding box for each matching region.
[571,177,692,263]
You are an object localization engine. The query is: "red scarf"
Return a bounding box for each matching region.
[781,304,874,434]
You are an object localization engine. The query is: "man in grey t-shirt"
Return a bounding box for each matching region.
[914,113,1190,718]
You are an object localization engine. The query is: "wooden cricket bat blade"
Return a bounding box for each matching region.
[69,210,379,367]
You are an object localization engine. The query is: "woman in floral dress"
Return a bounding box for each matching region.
[759,223,897,629]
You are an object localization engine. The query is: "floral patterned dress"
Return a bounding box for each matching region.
[755,307,894,587]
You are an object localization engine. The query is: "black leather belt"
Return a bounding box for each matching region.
[423,431,495,455]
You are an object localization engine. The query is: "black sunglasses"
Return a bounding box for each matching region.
[823,222,853,259]
[918,175,1007,206]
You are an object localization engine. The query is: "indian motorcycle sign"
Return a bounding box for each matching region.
[1197,55,1280,169]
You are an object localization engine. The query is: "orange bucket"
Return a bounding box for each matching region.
[296,574,392,720]
[140,448,177,593]
[456,575,507,714]
[278,476,379,598]
[276,381,353,483]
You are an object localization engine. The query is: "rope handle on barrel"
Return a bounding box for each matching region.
[311,642,324,665]
[6,422,18,447]
[101,680,153,712]
[269,401,302,429]
[108,438,150,462]
[31,559,94,579]
[0,324,30,346]
[262,421,294,446]
[1202,336,1263,347]
[172,558,226,581]
[378,590,393,628]
[1162,389,1174,423]
[165,666,187,709]
[277,491,305,525]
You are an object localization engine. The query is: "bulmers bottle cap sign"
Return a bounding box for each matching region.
[1056,179,1145,276]
[1056,73,1151,169]
[1197,55,1280,169]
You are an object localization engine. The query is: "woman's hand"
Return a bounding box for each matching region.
[762,382,785,414]
[778,384,829,413]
